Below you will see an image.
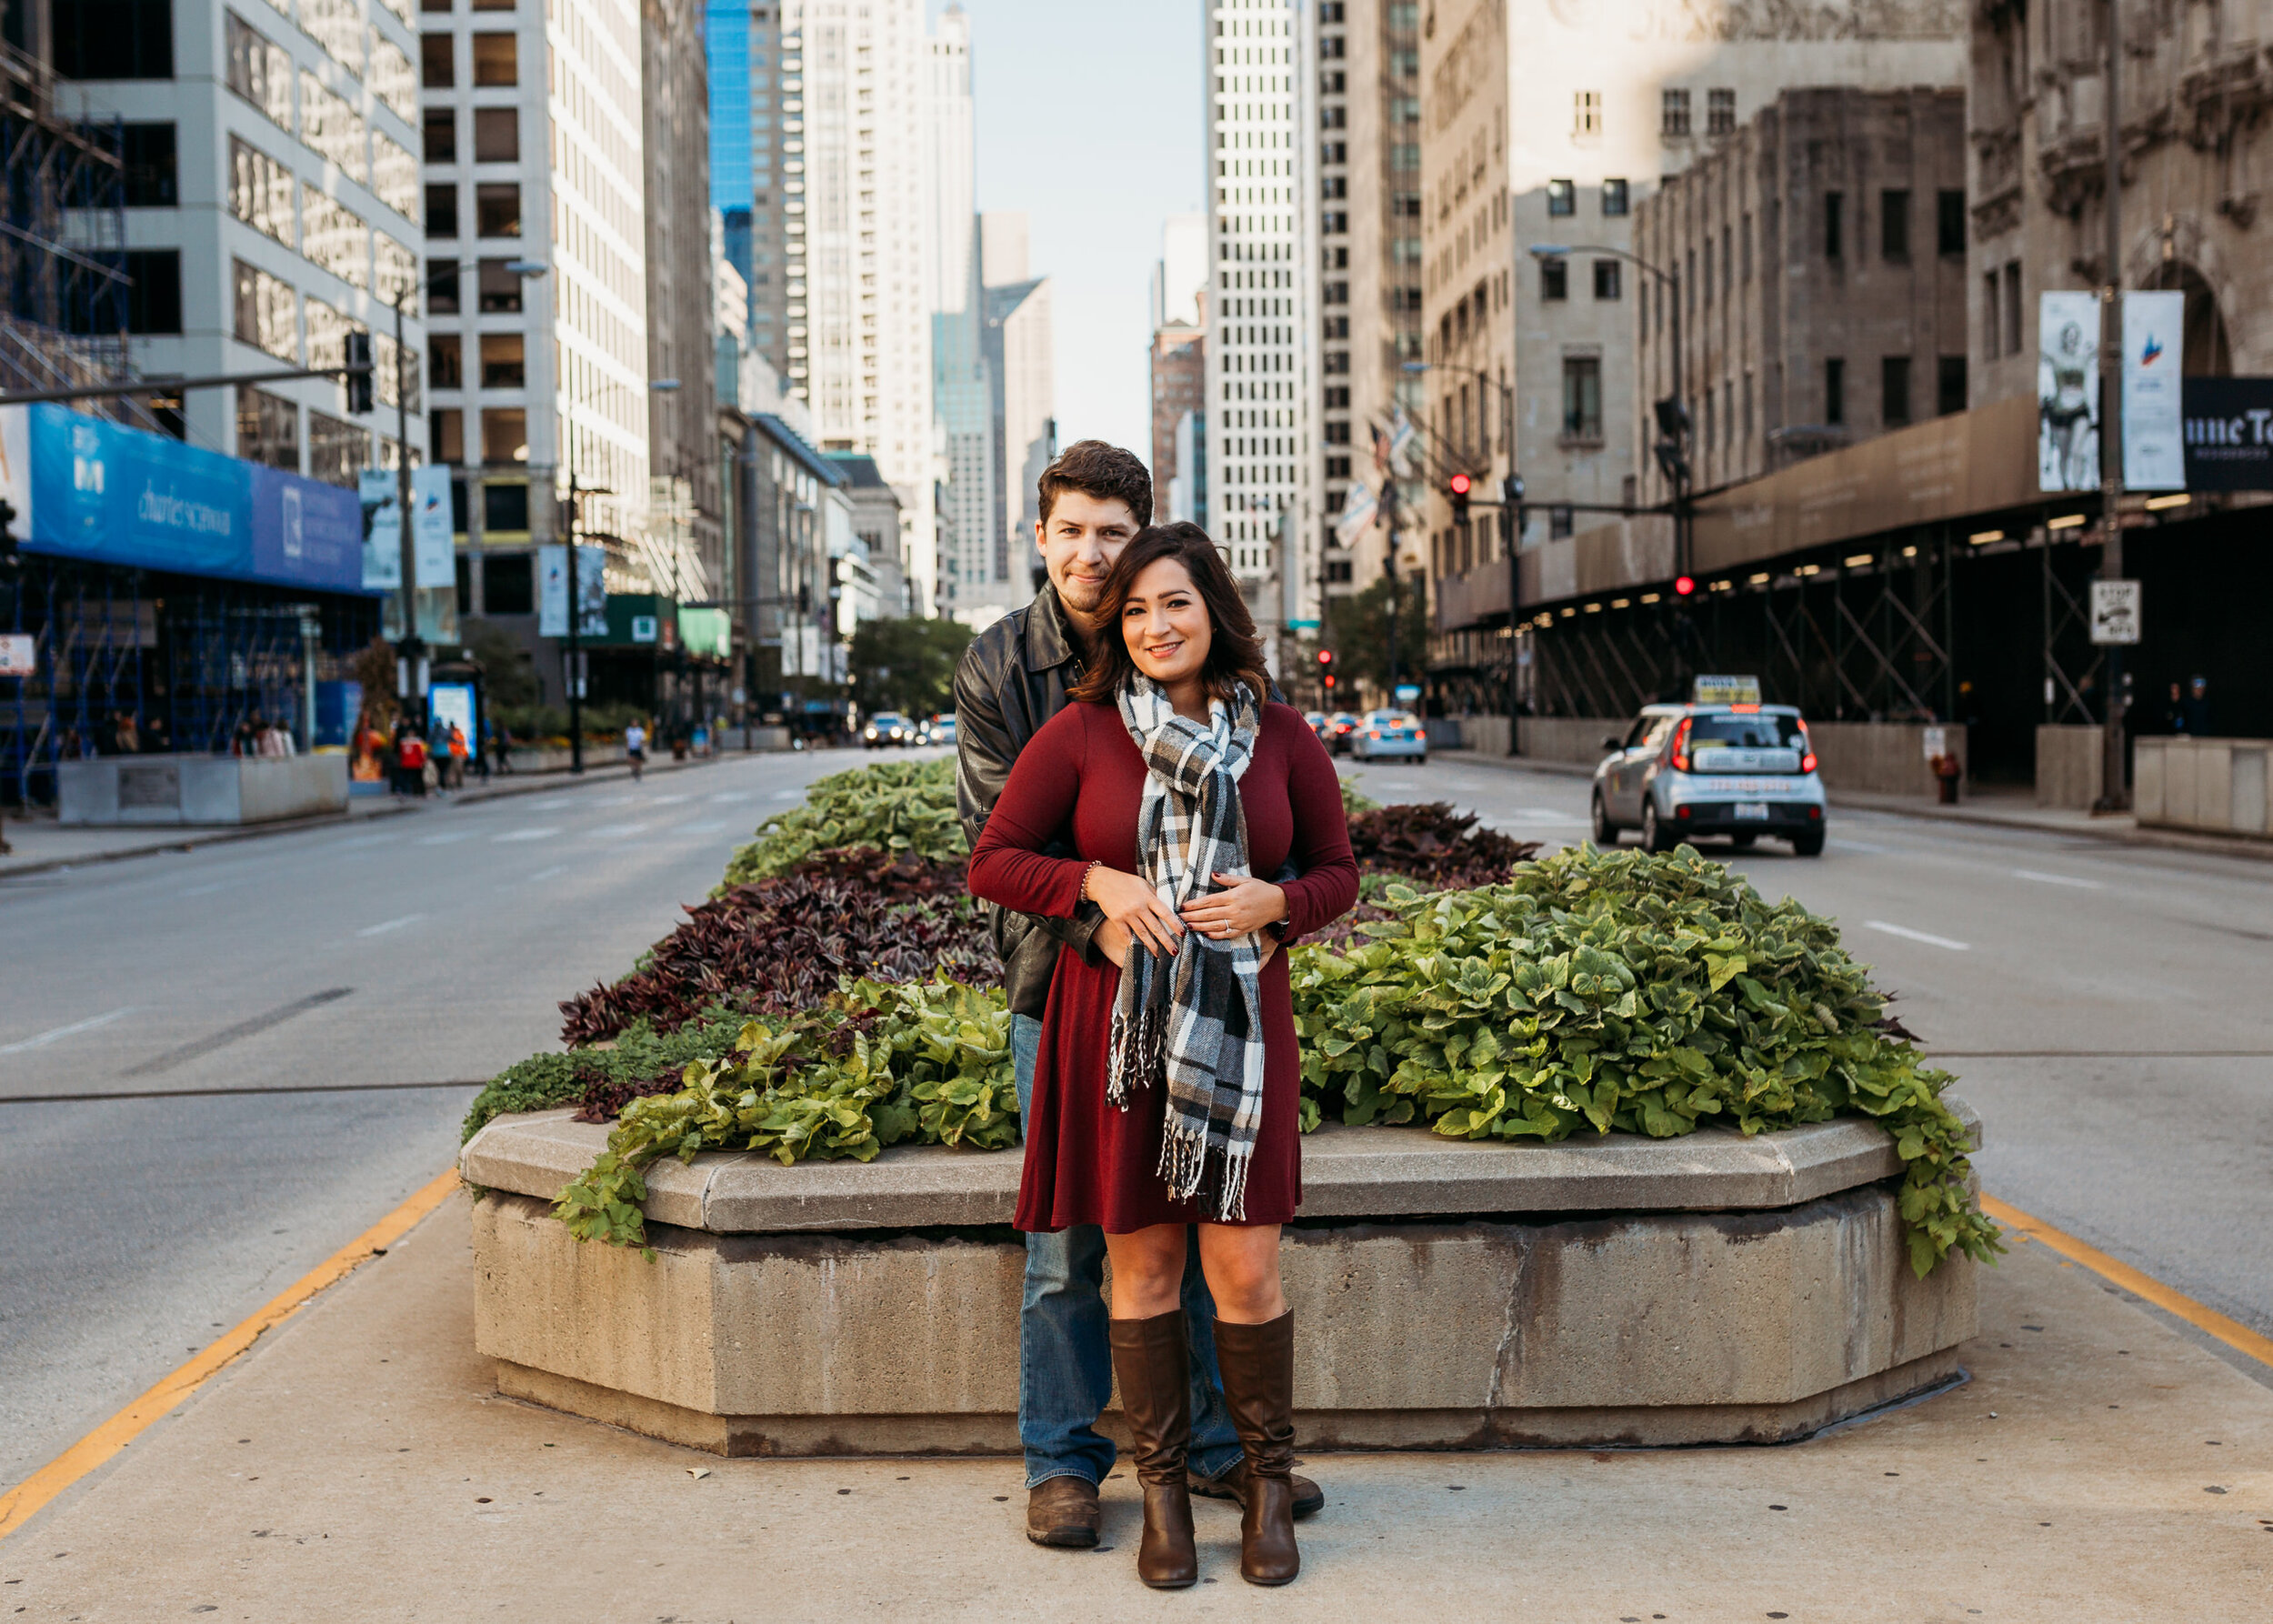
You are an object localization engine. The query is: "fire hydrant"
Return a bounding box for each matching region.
[1930,752,1962,805]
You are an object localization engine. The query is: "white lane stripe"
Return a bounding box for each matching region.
[355,913,425,937]
[525,865,567,882]
[1864,919,1971,951]
[707,791,754,804]
[769,789,801,801]
[1830,839,1890,854]
[586,822,650,837]
[0,1007,134,1055]
[649,793,693,805]
[414,832,470,846]
[492,827,560,843]
[2014,868,2103,889]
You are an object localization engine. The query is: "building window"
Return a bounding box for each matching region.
[1707,87,1735,135]
[430,408,465,462]
[232,258,297,359]
[1661,88,1690,137]
[471,33,517,85]
[1825,191,1844,259]
[427,258,463,314]
[425,110,456,164]
[484,552,535,613]
[1325,557,1353,584]
[1547,178,1575,216]
[426,183,458,238]
[475,183,521,238]
[1742,372,1753,443]
[480,332,526,387]
[485,482,531,532]
[1881,356,1913,426]
[124,249,182,333]
[1549,506,1574,539]
[1740,213,1752,282]
[1326,456,1351,478]
[374,134,418,222]
[1320,139,1347,164]
[1325,386,1350,408]
[421,33,454,87]
[2001,260,2022,358]
[477,258,524,312]
[1938,189,1967,256]
[119,124,178,206]
[481,408,528,464]
[236,385,299,470]
[307,411,368,488]
[1593,259,1620,300]
[1602,177,1628,216]
[1540,257,1567,301]
[473,108,519,163]
[302,188,369,286]
[1982,272,2001,358]
[430,334,463,389]
[1880,189,1910,260]
[227,136,294,246]
[1321,175,1347,200]
[55,0,174,78]
[1938,356,1967,416]
[1573,90,1600,137]
[299,72,367,184]
[1825,357,1846,426]
[1562,356,1602,441]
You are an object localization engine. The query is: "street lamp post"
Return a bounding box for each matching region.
[388,288,425,735]
[1405,358,1519,740]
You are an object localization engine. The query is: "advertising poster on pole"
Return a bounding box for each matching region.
[2038,290,2101,492]
[359,470,401,589]
[411,465,455,584]
[537,544,567,636]
[2121,290,2186,490]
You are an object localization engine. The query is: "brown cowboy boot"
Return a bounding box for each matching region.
[1025,1475,1099,1549]
[1107,1310,1199,1589]
[1211,1310,1299,1586]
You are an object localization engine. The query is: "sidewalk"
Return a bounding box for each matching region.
[1435,750,2272,862]
[5,1192,2267,1620]
[0,748,747,881]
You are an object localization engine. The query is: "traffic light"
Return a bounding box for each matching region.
[343,332,374,415]
[1447,471,1471,524]
[1317,647,1335,694]
[1674,574,1697,597]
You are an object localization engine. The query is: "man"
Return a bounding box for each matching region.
[954,440,1322,1550]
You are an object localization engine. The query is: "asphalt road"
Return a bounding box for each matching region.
[5,741,2268,1491]
[0,745,868,1489]
[1341,752,2273,1365]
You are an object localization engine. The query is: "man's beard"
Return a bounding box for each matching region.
[1056,575,1106,615]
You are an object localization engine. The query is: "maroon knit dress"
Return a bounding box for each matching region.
[966,700,1359,1233]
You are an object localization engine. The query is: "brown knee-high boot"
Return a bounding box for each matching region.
[1108,1310,1198,1589]
[1211,1309,1299,1586]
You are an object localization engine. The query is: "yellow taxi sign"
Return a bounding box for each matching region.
[1691,674,1763,705]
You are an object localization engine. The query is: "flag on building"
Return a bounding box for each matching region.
[1334,480,1378,546]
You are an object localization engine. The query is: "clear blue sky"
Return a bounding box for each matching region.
[941,1,1205,460]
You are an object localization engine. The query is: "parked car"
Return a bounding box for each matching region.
[1589,698,1826,856]
[862,711,915,749]
[1350,709,1427,762]
[1303,711,1332,747]
[918,713,958,747]
[1325,711,1360,754]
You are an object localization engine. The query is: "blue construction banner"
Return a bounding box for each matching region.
[0,403,373,593]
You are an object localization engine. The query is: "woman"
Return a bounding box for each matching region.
[967,523,1357,1590]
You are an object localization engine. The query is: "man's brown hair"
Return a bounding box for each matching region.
[1066,524,1272,710]
[1036,439,1152,529]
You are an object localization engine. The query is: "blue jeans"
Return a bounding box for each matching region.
[1013,1012,1244,1489]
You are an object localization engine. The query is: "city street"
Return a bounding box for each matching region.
[0,747,857,1489]
[5,743,2268,1504]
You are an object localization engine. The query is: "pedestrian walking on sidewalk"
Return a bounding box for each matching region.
[969,516,1357,1590]
[445,722,470,789]
[625,718,647,781]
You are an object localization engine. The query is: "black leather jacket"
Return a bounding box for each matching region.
[953,586,1101,1018]
[954,586,1297,1018]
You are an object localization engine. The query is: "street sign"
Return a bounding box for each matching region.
[1921,726,1948,762]
[2089,579,2142,645]
[0,632,33,677]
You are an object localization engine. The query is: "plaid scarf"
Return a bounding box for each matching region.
[1106,677,1267,1221]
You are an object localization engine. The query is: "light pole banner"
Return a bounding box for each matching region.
[2121,290,2186,490]
[359,470,401,589]
[2038,290,2101,492]
[537,544,567,636]
[411,465,455,583]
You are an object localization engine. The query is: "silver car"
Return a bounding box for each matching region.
[1589,702,1827,856]
[1350,709,1427,763]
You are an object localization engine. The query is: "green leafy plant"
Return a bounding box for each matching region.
[554,977,1015,1251]
[1339,777,1379,817]
[1287,844,2000,1277]
[461,1009,752,1142]
[718,758,965,890]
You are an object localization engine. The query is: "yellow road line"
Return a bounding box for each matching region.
[1985,1193,2273,1370]
[0,1166,461,1540]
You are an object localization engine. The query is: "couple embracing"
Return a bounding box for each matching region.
[956,442,1358,1589]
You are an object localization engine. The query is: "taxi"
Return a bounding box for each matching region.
[1588,677,1827,856]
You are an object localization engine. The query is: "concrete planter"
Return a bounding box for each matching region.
[2134,736,2271,838]
[461,1103,1979,1457]
[57,754,349,826]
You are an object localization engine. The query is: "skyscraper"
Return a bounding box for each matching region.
[924,5,991,620]
[1204,0,1317,638]
[1150,216,1208,530]
[981,214,1053,603]
[706,1,790,378]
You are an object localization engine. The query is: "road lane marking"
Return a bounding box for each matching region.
[1864,920,1971,951]
[413,831,470,846]
[648,793,693,805]
[491,827,560,843]
[355,914,424,937]
[0,1007,134,1055]
[586,822,650,837]
[2013,868,2104,889]
[769,788,801,800]
[0,1166,462,1540]
[1984,1195,2273,1371]
[120,988,355,1078]
[525,864,566,882]
[707,791,754,804]
[1830,839,1891,854]
[339,834,399,848]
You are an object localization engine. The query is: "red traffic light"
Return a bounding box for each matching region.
[1674,574,1697,596]
[1323,674,1336,689]
[1317,648,1334,666]
[1448,472,1472,496]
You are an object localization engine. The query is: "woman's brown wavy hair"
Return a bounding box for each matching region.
[1066,523,1274,711]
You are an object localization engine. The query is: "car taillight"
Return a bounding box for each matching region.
[1670,717,1693,773]
[1797,721,1817,775]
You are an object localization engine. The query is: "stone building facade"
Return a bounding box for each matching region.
[1633,86,1970,501]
